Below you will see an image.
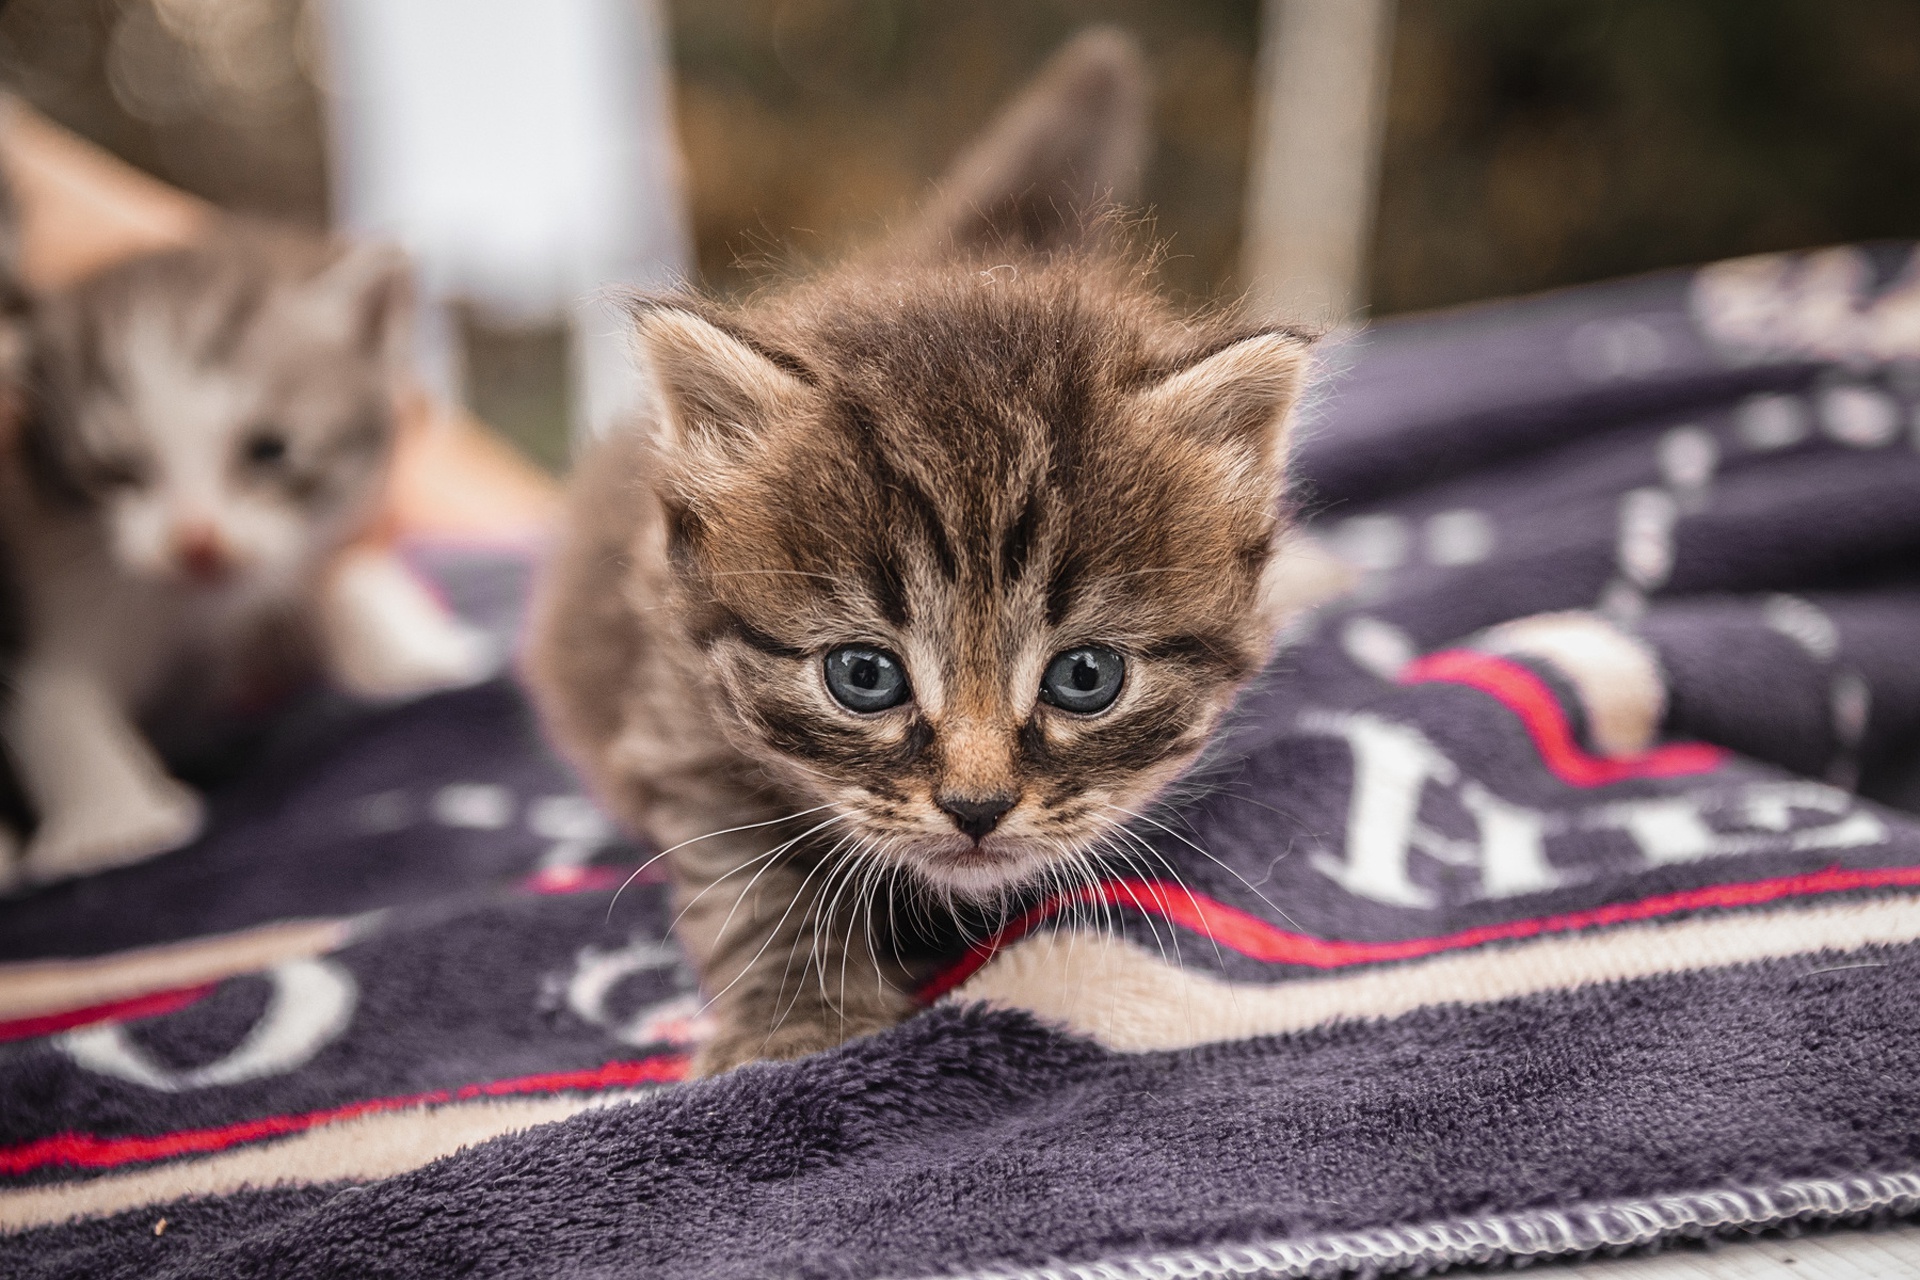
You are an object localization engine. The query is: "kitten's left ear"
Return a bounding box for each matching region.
[307,242,413,366]
[1129,330,1313,483]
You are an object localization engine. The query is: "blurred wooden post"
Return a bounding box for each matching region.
[1241,0,1397,324]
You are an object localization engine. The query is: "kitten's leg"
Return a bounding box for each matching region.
[319,546,497,700]
[676,844,920,1077]
[6,661,204,884]
[0,824,20,895]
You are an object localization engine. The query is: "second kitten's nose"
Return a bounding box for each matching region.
[938,793,1015,840]
[172,522,234,585]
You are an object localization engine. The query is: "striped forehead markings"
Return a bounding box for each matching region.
[1000,492,1043,586]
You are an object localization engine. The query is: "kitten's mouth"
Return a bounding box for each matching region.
[911,833,1046,894]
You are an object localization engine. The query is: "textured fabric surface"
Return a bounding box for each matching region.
[4,243,1920,1276]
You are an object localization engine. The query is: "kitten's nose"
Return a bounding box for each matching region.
[172,521,233,585]
[938,793,1015,841]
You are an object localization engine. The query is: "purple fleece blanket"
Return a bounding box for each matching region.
[4,243,1920,1278]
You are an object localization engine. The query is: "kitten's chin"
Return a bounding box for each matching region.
[908,833,1051,897]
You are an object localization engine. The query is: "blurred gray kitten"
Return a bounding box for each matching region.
[0,226,492,890]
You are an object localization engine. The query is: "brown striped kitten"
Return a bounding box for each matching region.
[527,33,1313,1076]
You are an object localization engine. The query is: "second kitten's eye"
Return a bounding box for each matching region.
[1040,646,1125,714]
[824,646,910,713]
[242,430,288,466]
[90,455,147,490]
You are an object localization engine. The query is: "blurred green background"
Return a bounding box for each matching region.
[4,0,1919,465]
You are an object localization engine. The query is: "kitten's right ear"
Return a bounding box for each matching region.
[307,241,413,368]
[1128,329,1314,501]
[633,306,816,466]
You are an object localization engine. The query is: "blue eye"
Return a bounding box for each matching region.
[1040,646,1125,714]
[824,646,910,713]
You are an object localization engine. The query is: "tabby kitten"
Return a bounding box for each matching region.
[528,31,1312,1076]
[533,256,1310,1074]
[0,228,490,889]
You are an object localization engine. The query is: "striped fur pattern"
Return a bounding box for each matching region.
[528,255,1312,1074]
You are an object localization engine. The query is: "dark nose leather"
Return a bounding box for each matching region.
[937,793,1016,840]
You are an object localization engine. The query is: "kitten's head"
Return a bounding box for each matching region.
[29,232,410,598]
[638,258,1310,894]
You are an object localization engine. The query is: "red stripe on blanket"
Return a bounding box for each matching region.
[1400,649,1725,785]
[521,865,631,894]
[0,985,215,1045]
[918,865,1920,1000]
[0,1055,689,1175]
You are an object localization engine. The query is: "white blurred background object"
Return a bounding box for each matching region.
[1242,0,1396,326]
[317,0,690,442]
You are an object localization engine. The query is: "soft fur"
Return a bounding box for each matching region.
[527,31,1317,1075]
[0,225,489,889]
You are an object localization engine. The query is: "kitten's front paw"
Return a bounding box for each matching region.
[692,1022,846,1078]
[691,996,917,1077]
[323,548,500,701]
[24,783,205,885]
[339,613,497,701]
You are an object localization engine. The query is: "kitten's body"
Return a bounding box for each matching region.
[530,27,1319,1072]
[531,32,1314,1075]
[535,254,1311,1074]
[0,227,489,888]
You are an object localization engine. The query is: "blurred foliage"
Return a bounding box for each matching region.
[671,0,1920,314]
[458,307,573,475]
[1375,0,1920,313]
[663,0,1258,303]
[0,0,1915,325]
[0,0,329,227]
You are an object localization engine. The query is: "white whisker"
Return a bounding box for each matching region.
[1104,801,1302,932]
[606,802,839,922]
[699,812,857,951]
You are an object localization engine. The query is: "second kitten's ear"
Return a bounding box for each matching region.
[633,307,816,464]
[899,26,1149,259]
[307,241,413,365]
[1129,331,1312,481]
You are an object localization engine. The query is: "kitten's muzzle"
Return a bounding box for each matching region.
[170,520,237,586]
[936,792,1016,840]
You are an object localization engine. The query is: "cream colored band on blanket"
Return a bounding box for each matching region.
[0,1091,654,1233]
[951,893,1920,1051]
[0,917,366,1020]
[11,896,1914,1232]
[1471,609,1666,758]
